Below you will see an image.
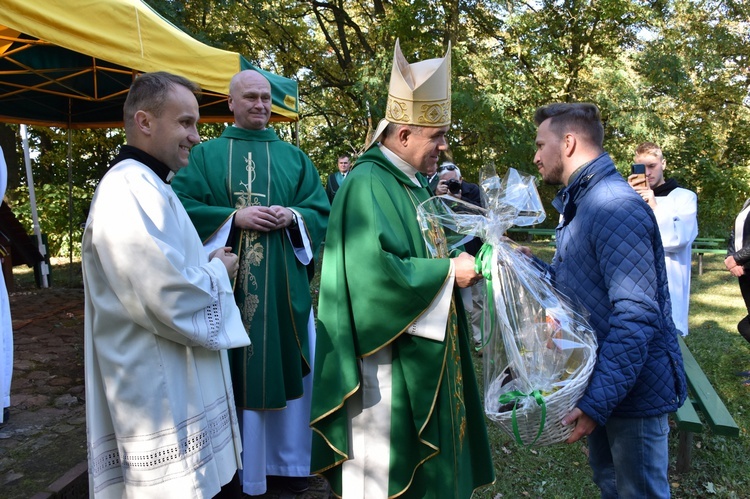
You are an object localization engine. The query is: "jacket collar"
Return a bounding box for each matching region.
[553,152,613,224]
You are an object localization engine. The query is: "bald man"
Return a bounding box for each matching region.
[172,70,330,496]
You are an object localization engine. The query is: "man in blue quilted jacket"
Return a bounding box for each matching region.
[531,102,687,498]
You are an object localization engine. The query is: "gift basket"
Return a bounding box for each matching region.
[417,167,597,447]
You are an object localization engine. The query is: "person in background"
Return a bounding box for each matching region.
[425,160,440,192]
[526,102,686,498]
[310,39,494,499]
[434,161,483,247]
[171,69,329,497]
[82,71,250,497]
[326,154,351,203]
[0,146,11,426]
[629,141,698,336]
[434,161,485,347]
[724,199,750,383]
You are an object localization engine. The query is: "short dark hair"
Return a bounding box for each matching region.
[123,72,200,133]
[338,154,350,161]
[533,102,604,149]
[381,122,400,140]
[381,122,422,141]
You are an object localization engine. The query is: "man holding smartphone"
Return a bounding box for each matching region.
[628,142,698,337]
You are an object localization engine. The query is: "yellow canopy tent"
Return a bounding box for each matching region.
[0,0,300,286]
[0,0,299,127]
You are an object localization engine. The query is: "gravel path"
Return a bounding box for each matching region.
[0,288,87,498]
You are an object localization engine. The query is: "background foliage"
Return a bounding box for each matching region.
[1,0,749,255]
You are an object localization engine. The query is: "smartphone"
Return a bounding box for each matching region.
[630,163,647,187]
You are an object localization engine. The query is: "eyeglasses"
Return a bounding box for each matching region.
[438,164,457,172]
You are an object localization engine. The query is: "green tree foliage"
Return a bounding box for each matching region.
[10,183,92,259]
[149,0,749,236]
[5,0,749,258]
[4,127,125,258]
[630,0,750,235]
[19,127,122,187]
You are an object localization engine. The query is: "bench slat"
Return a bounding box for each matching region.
[506,228,556,236]
[692,237,725,254]
[674,396,703,433]
[678,337,740,437]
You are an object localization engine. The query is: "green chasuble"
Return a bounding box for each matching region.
[310,147,494,498]
[172,126,329,409]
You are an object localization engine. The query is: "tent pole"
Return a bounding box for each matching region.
[21,125,48,288]
[67,127,73,282]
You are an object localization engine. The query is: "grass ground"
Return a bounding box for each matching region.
[12,243,750,498]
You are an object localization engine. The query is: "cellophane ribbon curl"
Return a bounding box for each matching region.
[417,167,597,447]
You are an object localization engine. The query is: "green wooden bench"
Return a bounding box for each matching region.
[506,233,729,274]
[692,237,726,275]
[672,336,739,473]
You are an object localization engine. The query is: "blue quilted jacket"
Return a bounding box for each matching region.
[547,153,687,425]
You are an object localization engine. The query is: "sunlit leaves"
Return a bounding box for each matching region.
[132,0,750,239]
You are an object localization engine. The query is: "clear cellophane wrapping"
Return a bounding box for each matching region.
[418,167,597,447]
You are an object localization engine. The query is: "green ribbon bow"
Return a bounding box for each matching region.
[498,389,547,447]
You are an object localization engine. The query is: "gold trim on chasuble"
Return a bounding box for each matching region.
[403,184,467,450]
[228,141,273,387]
[446,298,467,450]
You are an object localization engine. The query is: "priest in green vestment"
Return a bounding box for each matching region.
[310,40,495,499]
[172,69,329,496]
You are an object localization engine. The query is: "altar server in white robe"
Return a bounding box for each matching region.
[82,72,251,499]
[629,141,698,336]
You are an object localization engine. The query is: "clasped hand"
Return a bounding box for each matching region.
[235,205,294,231]
[725,255,745,277]
[209,246,239,279]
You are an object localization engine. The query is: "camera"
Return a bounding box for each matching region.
[446,179,462,195]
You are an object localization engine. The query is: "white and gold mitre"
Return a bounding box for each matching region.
[386,39,451,126]
[368,39,452,148]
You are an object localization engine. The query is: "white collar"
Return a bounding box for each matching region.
[378,145,422,187]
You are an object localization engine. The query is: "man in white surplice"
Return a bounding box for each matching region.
[628,141,698,336]
[82,72,250,498]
